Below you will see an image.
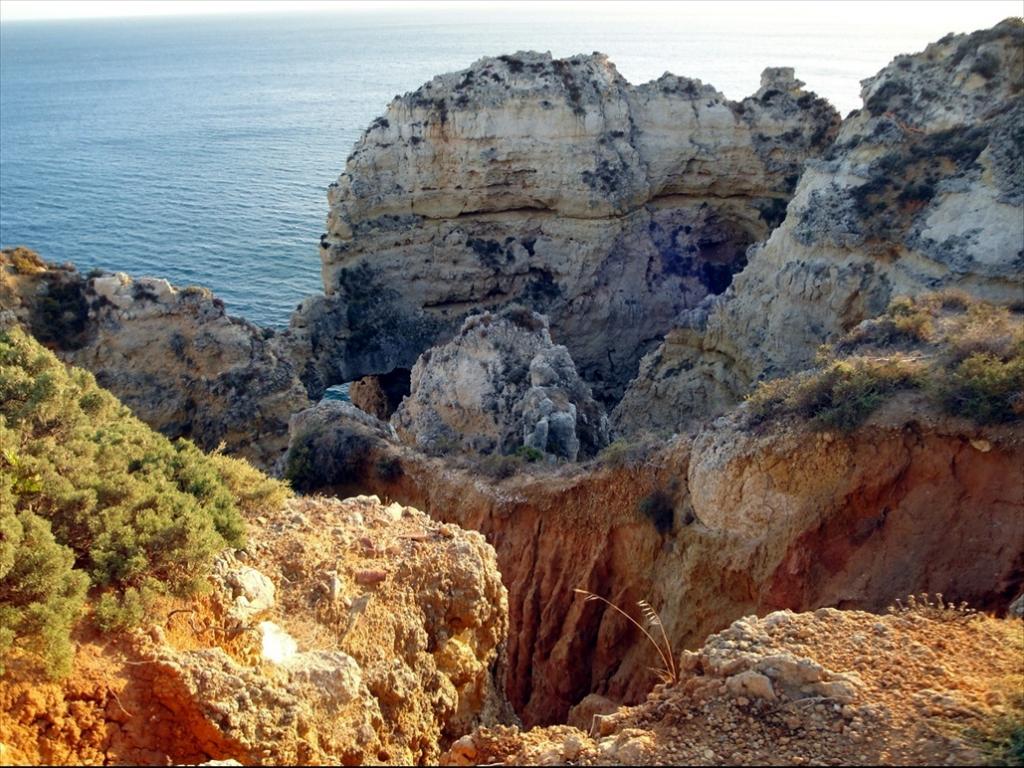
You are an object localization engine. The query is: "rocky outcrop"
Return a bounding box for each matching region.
[281,400,401,490]
[392,308,609,460]
[0,495,511,765]
[297,54,838,401]
[336,398,1024,726]
[615,19,1024,434]
[443,606,1024,766]
[0,249,310,470]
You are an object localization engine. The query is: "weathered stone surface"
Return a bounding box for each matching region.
[349,368,411,420]
[615,20,1024,434]
[0,250,310,470]
[391,308,609,460]
[297,53,838,401]
[442,607,1023,766]
[210,554,277,627]
[0,495,512,766]
[361,397,1024,726]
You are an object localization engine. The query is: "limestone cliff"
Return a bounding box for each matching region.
[0,248,310,470]
[615,19,1024,435]
[297,53,838,401]
[292,392,1024,726]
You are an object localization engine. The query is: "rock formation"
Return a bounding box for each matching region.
[0,494,511,765]
[282,400,401,490]
[0,248,310,469]
[614,19,1024,435]
[324,394,1024,726]
[4,24,1023,765]
[392,307,609,460]
[443,606,1024,765]
[297,53,838,402]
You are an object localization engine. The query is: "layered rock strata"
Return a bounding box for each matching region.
[615,19,1024,434]
[298,54,839,401]
[0,249,310,470]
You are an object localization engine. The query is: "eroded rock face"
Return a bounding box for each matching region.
[298,54,838,401]
[349,368,412,420]
[392,308,609,460]
[0,495,511,766]
[615,20,1024,434]
[354,401,1024,726]
[0,250,310,470]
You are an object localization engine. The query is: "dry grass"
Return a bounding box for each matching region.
[574,588,677,684]
[747,292,1024,430]
[2,246,47,275]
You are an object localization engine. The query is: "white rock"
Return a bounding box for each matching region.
[259,621,298,664]
[725,670,777,701]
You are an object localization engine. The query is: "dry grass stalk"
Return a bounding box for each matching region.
[574,588,677,684]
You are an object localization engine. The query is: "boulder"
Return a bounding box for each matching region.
[392,307,609,460]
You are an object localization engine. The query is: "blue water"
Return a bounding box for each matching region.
[0,6,1012,326]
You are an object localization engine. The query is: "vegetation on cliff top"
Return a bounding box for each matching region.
[0,327,289,676]
[746,292,1024,431]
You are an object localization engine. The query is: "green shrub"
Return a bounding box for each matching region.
[206,447,291,519]
[938,352,1024,424]
[961,691,1024,766]
[284,425,373,492]
[835,299,934,351]
[0,327,289,674]
[93,584,158,633]
[515,445,545,462]
[747,294,1024,431]
[477,453,524,481]
[0,505,88,678]
[748,357,924,432]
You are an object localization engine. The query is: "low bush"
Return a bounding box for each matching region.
[748,356,925,432]
[598,438,656,469]
[374,455,404,482]
[514,445,545,462]
[4,246,46,275]
[0,506,88,677]
[477,452,525,481]
[938,352,1024,424]
[284,425,373,492]
[746,294,1024,431]
[0,327,289,675]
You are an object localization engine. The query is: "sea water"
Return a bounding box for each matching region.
[0,6,1007,326]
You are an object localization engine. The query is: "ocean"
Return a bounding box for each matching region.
[0,5,1012,327]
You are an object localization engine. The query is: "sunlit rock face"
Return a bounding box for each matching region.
[295,52,839,402]
[614,19,1024,435]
